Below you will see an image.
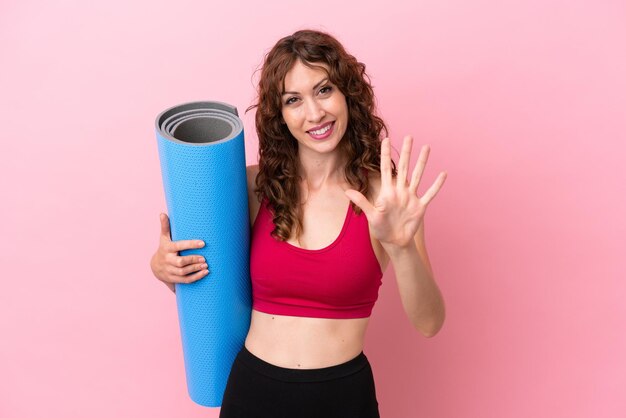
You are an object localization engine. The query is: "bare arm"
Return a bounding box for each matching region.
[387,218,445,337]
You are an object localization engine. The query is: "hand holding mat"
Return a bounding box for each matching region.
[155,101,252,407]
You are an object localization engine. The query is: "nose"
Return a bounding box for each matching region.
[304,98,325,123]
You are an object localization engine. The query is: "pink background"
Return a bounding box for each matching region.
[1,1,625,417]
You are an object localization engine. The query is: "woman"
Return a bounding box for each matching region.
[150,29,447,417]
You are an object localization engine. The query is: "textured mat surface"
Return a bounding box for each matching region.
[155,101,251,407]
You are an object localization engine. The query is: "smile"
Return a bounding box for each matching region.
[307,121,335,140]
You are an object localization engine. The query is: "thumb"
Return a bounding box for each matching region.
[159,213,171,240]
[344,189,374,219]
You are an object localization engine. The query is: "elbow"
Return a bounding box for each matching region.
[416,308,446,338]
[420,320,444,338]
[422,320,444,338]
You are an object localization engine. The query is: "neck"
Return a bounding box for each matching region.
[297,148,347,192]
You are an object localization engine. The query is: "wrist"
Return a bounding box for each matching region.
[383,241,418,259]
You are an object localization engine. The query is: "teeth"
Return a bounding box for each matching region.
[310,123,332,135]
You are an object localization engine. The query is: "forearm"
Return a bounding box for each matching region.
[387,243,445,337]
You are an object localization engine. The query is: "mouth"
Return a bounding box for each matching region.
[307,121,335,140]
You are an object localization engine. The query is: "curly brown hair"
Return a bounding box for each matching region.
[246,29,397,242]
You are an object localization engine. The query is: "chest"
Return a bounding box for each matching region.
[249,200,384,317]
[285,199,352,251]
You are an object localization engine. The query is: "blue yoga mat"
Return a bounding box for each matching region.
[154,101,252,407]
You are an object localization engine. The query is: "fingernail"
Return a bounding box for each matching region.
[202,264,208,269]
[197,241,204,247]
[199,257,205,263]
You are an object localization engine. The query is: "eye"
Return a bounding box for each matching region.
[285,97,298,105]
[319,86,333,95]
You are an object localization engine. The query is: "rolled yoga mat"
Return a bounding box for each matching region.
[155,101,252,407]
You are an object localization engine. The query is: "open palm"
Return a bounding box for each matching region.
[345,136,447,250]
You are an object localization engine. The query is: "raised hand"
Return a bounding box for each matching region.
[344,136,447,251]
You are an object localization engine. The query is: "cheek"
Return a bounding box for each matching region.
[282,109,302,127]
[333,96,348,119]
[285,119,296,134]
[281,113,292,129]
[335,108,349,130]
[281,115,302,138]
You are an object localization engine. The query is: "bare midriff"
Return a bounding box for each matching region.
[244,309,370,369]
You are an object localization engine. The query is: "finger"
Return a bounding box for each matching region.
[380,137,393,191]
[421,171,447,206]
[169,254,206,268]
[344,189,375,219]
[408,144,430,195]
[168,268,210,284]
[166,261,209,278]
[168,239,205,253]
[181,268,211,284]
[159,213,171,240]
[396,135,413,191]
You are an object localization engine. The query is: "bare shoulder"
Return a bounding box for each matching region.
[246,164,261,227]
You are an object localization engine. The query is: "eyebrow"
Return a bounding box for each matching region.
[281,78,329,95]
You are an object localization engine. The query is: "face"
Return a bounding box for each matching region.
[280,59,349,158]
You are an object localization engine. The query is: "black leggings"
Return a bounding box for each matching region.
[219,345,380,418]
